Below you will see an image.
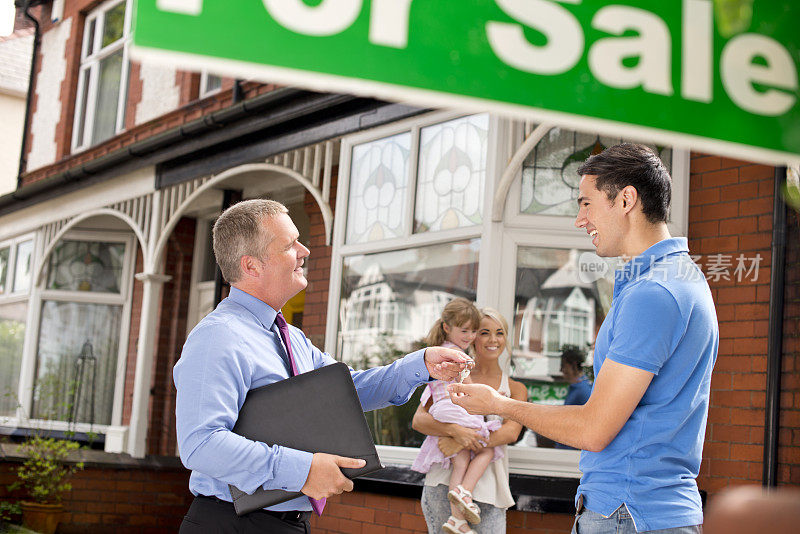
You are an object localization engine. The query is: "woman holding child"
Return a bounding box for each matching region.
[412,302,526,534]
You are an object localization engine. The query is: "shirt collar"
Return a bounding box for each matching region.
[614,237,689,291]
[228,287,279,329]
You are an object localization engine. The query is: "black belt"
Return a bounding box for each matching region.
[198,495,312,523]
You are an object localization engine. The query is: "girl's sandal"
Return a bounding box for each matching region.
[447,485,482,524]
[442,515,476,534]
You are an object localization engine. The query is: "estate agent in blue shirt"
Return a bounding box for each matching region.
[173,200,471,533]
[450,144,718,533]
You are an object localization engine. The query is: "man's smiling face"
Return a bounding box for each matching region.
[575,174,626,258]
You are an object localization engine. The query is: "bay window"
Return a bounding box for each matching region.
[14,231,136,435]
[329,112,688,474]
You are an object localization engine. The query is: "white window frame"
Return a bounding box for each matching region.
[327,113,689,479]
[71,0,132,152]
[199,71,223,98]
[0,234,37,422]
[0,233,36,300]
[12,230,136,437]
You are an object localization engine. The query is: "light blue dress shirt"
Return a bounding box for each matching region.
[577,238,719,531]
[173,287,431,512]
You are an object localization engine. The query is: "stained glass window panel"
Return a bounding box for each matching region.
[346,133,411,244]
[46,241,125,293]
[414,114,488,233]
[520,128,672,217]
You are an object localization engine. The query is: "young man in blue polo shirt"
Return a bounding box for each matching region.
[450,144,718,533]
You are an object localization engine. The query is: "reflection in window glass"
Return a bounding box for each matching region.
[47,241,125,293]
[512,247,613,380]
[414,114,488,233]
[511,247,614,448]
[520,127,672,217]
[338,239,480,446]
[32,301,122,425]
[0,247,8,295]
[101,1,126,48]
[0,301,27,417]
[12,240,33,293]
[91,49,124,146]
[346,133,411,244]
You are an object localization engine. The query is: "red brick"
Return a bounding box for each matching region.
[399,513,428,531]
[738,233,772,251]
[692,188,720,205]
[374,510,400,526]
[701,168,739,188]
[731,444,762,462]
[700,201,739,221]
[738,164,774,181]
[732,373,766,391]
[739,197,773,216]
[730,408,765,426]
[690,157,722,174]
[713,390,751,408]
[705,441,731,460]
[710,459,750,478]
[716,287,756,305]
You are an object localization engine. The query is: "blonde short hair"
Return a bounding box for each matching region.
[212,199,288,283]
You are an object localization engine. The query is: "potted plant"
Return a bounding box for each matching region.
[9,434,84,534]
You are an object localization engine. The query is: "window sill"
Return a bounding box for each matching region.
[354,465,579,514]
[0,442,184,471]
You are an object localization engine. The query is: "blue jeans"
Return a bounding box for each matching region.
[571,505,702,534]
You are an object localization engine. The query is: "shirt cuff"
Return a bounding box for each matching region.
[403,349,432,386]
[264,444,313,493]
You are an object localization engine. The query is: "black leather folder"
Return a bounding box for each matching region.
[228,362,383,516]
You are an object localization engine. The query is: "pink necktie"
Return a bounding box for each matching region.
[274,312,326,516]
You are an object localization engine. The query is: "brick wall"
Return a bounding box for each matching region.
[20,1,282,184]
[302,170,338,348]
[308,492,574,534]
[780,207,800,485]
[0,458,192,533]
[148,217,196,456]
[688,155,775,493]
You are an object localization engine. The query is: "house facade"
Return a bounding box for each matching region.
[0,1,798,533]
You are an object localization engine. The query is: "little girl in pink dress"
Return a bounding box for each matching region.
[412,299,503,534]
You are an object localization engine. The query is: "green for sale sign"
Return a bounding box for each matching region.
[132,1,800,164]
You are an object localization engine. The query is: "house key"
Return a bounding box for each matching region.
[458,363,472,383]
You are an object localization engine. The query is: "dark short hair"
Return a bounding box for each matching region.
[576,143,671,224]
[560,344,587,368]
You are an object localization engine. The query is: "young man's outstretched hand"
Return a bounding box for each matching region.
[448,382,506,416]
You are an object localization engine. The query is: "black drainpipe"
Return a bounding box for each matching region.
[17,0,41,187]
[763,165,787,487]
[232,79,244,103]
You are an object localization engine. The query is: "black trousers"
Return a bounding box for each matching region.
[179,495,312,533]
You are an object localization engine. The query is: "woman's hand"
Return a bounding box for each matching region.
[437,436,463,457]
[447,424,483,452]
